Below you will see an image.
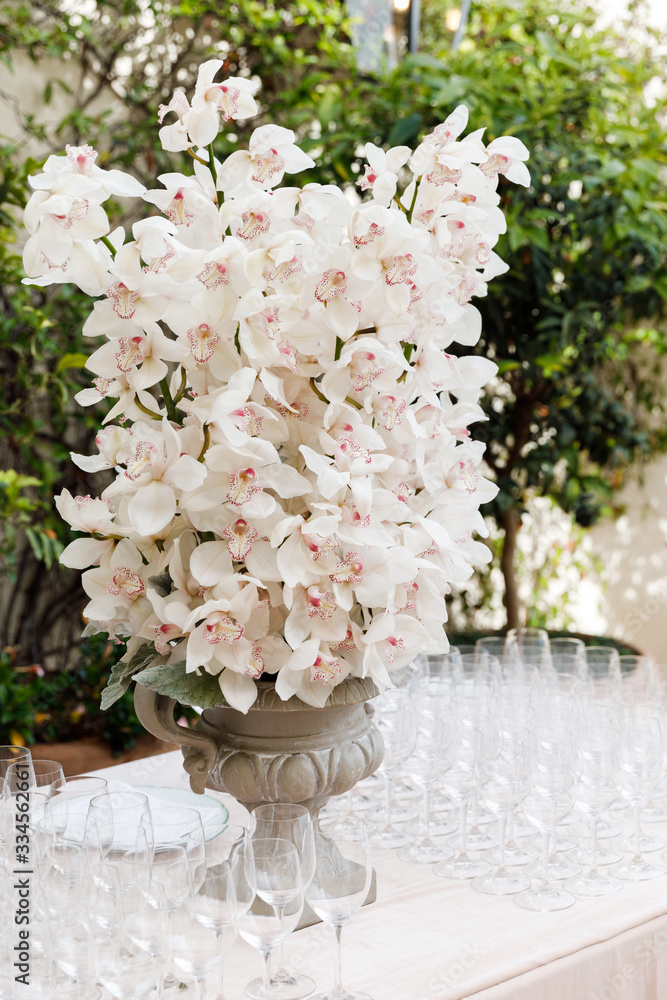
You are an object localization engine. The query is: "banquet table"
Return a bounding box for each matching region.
[89,750,667,1000]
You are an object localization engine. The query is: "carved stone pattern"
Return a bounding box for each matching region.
[205,720,384,810]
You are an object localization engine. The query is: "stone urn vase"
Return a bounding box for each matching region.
[133,676,384,816]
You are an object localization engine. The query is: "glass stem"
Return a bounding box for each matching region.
[505,809,517,850]
[540,829,551,890]
[497,812,507,874]
[333,923,344,995]
[423,785,432,842]
[633,801,643,863]
[459,798,468,858]
[589,814,599,877]
[262,949,273,1000]
[384,772,394,828]
[275,935,287,976]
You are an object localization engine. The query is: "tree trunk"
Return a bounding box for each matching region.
[500,508,521,631]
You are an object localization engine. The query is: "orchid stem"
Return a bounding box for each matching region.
[160,378,178,422]
[134,396,162,420]
[198,424,211,462]
[100,234,116,254]
[208,142,219,202]
[310,378,329,405]
[406,176,422,224]
[187,148,209,165]
[173,367,188,405]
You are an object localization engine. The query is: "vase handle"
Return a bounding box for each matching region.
[133,685,217,795]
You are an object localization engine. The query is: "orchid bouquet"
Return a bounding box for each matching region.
[23,62,529,713]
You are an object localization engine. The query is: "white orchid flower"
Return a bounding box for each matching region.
[185,63,259,147]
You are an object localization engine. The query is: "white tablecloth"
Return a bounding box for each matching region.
[90,752,667,1000]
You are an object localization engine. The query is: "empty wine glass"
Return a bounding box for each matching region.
[239,837,304,1000]
[505,628,551,673]
[515,733,577,911]
[248,804,316,1000]
[306,817,372,1000]
[0,746,31,781]
[399,701,455,864]
[368,689,416,849]
[472,727,531,895]
[171,897,225,1000]
[6,758,64,800]
[611,711,666,881]
[193,862,238,999]
[98,935,159,1000]
[87,790,151,858]
[434,725,493,880]
[45,775,109,845]
[563,725,623,897]
[584,647,621,687]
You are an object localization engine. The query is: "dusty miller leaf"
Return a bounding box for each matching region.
[133,661,224,709]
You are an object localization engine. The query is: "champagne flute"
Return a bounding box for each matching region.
[306,817,372,1000]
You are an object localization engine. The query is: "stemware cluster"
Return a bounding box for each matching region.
[0,752,374,1000]
[324,631,667,912]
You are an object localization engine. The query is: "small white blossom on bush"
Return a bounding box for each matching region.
[24,60,529,712]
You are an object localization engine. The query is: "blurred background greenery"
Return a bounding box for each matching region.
[1,0,665,748]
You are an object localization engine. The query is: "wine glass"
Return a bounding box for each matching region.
[171,897,225,1000]
[247,803,316,1000]
[98,934,159,1000]
[305,817,372,1000]
[472,726,531,895]
[150,805,206,889]
[192,862,238,999]
[87,790,151,850]
[0,746,31,781]
[434,725,493,880]
[45,775,109,845]
[399,699,455,864]
[515,733,577,911]
[504,627,551,673]
[368,689,416,849]
[611,711,666,881]
[563,725,623,897]
[5,758,64,799]
[583,647,621,686]
[239,837,304,1000]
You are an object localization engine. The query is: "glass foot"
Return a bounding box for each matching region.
[398,838,454,865]
[610,858,667,882]
[484,843,538,866]
[309,992,371,1000]
[568,844,622,866]
[430,814,457,837]
[614,832,665,853]
[466,827,498,850]
[367,805,418,826]
[525,856,581,881]
[597,819,623,839]
[246,973,315,1000]
[434,856,492,880]
[563,871,623,897]
[472,870,531,896]
[368,827,414,850]
[514,884,576,911]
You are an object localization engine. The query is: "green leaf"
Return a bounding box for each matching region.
[56,352,88,373]
[134,662,223,709]
[147,572,172,597]
[100,659,139,710]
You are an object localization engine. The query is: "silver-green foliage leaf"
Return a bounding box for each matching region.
[133,661,223,709]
